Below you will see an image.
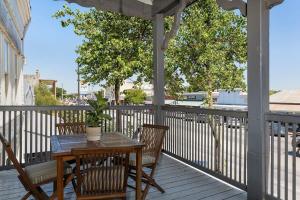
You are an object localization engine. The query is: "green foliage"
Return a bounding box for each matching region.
[124,89,147,105]
[35,83,60,106]
[270,90,280,96]
[167,0,247,106]
[56,87,67,99]
[86,92,112,127]
[53,6,152,103]
[54,1,246,106]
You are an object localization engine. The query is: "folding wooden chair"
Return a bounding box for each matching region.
[56,122,86,135]
[71,147,131,200]
[129,124,169,200]
[0,133,74,200]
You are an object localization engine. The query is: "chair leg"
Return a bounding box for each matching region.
[142,171,165,193]
[50,174,75,200]
[21,192,32,200]
[31,186,49,200]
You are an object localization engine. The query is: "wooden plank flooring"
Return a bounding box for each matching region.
[0,154,246,200]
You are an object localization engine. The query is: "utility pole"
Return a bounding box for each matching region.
[61,83,64,100]
[77,65,80,105]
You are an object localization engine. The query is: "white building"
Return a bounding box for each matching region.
[104,80,154,102]
[216,89,247,106]
[0,0,31,105]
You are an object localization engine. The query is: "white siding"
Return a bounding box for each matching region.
[0,0,30,105]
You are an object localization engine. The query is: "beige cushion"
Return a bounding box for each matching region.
[129,153,155,166]
[25,160,72,184]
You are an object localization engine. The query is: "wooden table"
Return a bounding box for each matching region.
[51,133,144,200]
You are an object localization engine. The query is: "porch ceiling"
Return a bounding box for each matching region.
[62,0,197,20]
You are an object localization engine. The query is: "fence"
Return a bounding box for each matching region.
[0,105,299,199]
[0,105,154,169]
[265,112,300,200]
[161,105,248,190]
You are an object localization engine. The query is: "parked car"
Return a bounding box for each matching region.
[226,117,242,128]
[270,122,286,137]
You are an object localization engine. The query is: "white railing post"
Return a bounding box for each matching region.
[153,14,165,125]
[247,0,270,199]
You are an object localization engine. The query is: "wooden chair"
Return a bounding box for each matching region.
[0,133,74,200]
[129,124,169,200]
[71,147,131,200]
[56,122,86,135]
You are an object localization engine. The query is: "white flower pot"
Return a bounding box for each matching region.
[86,127,101,141]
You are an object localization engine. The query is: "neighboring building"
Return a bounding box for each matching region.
[216,89,247,106]
[104,80,154,103]
[0,0,31,105]
[182,91,219,102]
[23,69,40,105]
[270,90,300,112]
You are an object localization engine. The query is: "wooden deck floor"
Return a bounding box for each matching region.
[0,154,246,200]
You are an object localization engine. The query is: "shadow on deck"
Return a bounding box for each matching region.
[0,154,246,200]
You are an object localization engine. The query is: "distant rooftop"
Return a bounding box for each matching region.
[270,90,300,104]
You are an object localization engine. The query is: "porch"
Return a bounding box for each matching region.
[0,154,246,200]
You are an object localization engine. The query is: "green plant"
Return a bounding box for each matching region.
[35,83,60,106]
[124,89,147,105]
[86,92,112,127]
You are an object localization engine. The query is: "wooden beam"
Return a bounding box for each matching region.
[265,0,284,9]
[216,0,247,17]
[65,0,153,19]
[153,14,165,125]
[247,0,270,199]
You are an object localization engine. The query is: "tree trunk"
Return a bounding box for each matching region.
[207,79,220,172]
[114,80,121,105]
[114,80,122,132]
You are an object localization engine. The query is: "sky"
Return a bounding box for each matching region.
[24,0,300,93]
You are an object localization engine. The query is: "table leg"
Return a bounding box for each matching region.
[136,148,142,200]
[56,157,64,200]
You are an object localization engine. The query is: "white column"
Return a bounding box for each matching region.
[153,14,165,125]
[247,0,270,199]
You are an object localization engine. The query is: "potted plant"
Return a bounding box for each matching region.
[86,92,112,141]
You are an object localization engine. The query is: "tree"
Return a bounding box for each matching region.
[56,87,67,99]
[124,89,147,105]
[167,0,247,171]
[54,6,152,105]
[168,0,247,106]
[35,83,60,106]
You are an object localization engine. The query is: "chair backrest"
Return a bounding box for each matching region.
[140,124,169,160]
[0,133,33,191]
[56,122,86,135]
[71,147,131,199]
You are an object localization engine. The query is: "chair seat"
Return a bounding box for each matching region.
[25,160,72,185]
[129,153,155,166]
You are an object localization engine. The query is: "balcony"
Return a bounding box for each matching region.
[0,105,299,199]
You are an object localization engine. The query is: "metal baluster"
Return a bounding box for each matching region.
[292,124,296,200]
[284,122,288,200]
[40,111,43,162]
[2,111,6,166]
[277,121,281,199]
[234,117,238,180]
[239,117,242,183]
[19,110,23,164]
[24,110,28,165]
[13,111,17,160]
